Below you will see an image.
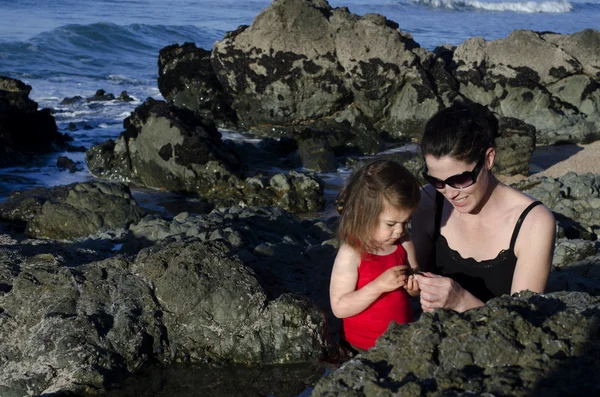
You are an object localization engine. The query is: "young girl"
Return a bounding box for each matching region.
[330,159,421,352]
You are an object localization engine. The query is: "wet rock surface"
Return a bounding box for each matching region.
[0,181,144,240]
[0,76,68,166]
[155,0,599,148]
[517,172,600,239]
[312,291,600,397]
[86,98,326,213]
[0,207,339,395]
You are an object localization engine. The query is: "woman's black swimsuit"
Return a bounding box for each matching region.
[432,192,542,302]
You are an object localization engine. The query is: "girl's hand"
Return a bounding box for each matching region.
[404,274,420,295]
[373,266,408,293]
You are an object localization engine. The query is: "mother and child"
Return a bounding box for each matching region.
[330,101,556,352]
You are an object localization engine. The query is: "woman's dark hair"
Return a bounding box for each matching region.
[335,159,421,256]
[421,101,500,163]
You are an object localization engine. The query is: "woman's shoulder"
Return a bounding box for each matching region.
[501,184,555,231]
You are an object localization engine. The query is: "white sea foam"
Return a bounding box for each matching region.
[414,0,573,12]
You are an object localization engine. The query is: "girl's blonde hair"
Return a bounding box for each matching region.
[336,159,421,256]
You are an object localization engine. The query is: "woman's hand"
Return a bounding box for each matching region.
[414,272,483,312]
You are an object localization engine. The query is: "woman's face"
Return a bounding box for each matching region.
[423,153,491,213]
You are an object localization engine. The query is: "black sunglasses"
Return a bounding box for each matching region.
[422,158,485,189]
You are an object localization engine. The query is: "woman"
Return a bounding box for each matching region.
[412,102,556,313]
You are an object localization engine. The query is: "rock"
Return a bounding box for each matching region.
[56,156,81,173]
[60,95,84,105]
[312,291,600,397]
[452,30,600,144]
[211,0,444,140]
[518,173,600,239]
[0,76,67,166]
[87,89,115,102]
[548,254,600,295]
[0,222,337,395]
[0,181,145,240]
[131,239,333,364]
[552,238,597,268]
[494,116,536,176]
[87,98,325,213]
[0,255,165,396]
[86,98,244,191]
[126,206,335,307]
[118,90,134,102]
[296,137,338,172]
[542,29,600,78]
[158,43,237,127]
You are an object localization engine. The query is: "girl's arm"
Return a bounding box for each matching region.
[511,204,555,294]
[330,243,407,318]
[401,236,421,297]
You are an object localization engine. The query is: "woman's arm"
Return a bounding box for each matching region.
[511,204,556,294]
[330,243,407,318]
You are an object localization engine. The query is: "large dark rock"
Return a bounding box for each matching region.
[131,239,333,364]
[312,291,600,397]
[157,0,600,148]
[0,230,336,395]
[158,43,237,127]
[0,181,144,240]
[517,172,600,239]
[452,30,600,144]
[0,76,67,166]
[125,206,337,308]
[210,0,445,140]
[494,116,536,176]
[86,98,326,213]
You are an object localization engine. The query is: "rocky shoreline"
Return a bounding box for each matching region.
[1,0,599,396]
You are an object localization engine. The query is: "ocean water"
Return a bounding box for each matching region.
[0,0,599,207]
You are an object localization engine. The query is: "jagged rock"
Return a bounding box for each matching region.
[125,205,336,307]
[494,116,536,175]
[86,98,244,190]
[548,254,600,295]
[552,238,597,268]
[210,0,445,140]
[517,172,600,239]
[56,156,80,173]
[541,29,600,78]
[452,30,600,144]
[0,181,144,240]
[312,291,600,397]
[131,239,333,363]
[118,90,134,102]
[86,98,325,213]
[86,89,115,102]
[0,255,165,396]
[0,227,337,395]
[0,76,66,166]
[158,43,237,127]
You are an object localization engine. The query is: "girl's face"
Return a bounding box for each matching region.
[372,202,414,249]
[423,153,492,214]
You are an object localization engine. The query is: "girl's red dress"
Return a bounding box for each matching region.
[343,244,414,350]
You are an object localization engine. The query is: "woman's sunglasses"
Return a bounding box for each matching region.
[422,158,484,189]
